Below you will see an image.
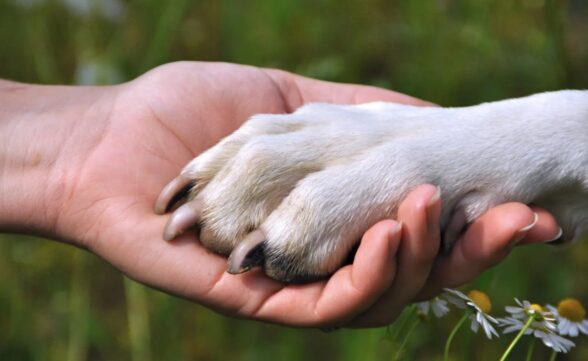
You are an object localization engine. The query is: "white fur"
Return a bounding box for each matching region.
[180,90,588,280]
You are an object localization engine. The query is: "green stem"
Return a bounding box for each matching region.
[499,315,536,361]
[548,350,557,361]
[124,278,152,361]
[67,251,89,361]
[394,319,420,360]
[444,314,469,361]
[525,340,535,361]
[388,305,417,344]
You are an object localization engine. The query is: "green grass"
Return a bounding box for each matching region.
[1,0,587,360]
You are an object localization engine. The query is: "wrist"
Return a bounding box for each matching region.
[0,80,116,241]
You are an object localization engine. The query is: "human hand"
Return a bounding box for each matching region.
[0,62,561,328]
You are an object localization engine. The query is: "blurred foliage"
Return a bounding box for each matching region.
[1,0,588,360]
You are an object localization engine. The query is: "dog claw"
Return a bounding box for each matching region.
[227,230,266,274]
[163,202,202,241]
[154,175,193,214]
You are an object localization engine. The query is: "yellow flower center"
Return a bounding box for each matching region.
[467,290,492,314]
[557,298,586,322]
[526,304,555,322]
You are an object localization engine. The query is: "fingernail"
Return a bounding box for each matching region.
[508,212,538,248]
[389,222,403,239]
[545,227,564,244]
[427,186,441,207]
[388,222,404,262]
[426,186,441,233]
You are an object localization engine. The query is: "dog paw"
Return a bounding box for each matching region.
[155,91,588,282]
[155,103,439,281]
[155,103,486,282]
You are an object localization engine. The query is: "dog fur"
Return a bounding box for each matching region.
[156,90,588,282]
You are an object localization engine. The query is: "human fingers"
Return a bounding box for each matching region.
[249,219,403,327]
[346,185,441,328]
[518,206,562,245]
[417,202,560,300]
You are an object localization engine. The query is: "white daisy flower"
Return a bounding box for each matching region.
[499,316,575,353]
[499,300,575,353]
[537,330,576,353]
[504,298,556,325]
[547,298,588,337]
[442,289,499,339]
[416,297,450,319]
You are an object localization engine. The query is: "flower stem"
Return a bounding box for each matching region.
[388,305,416,344]
[444,314,468,361]
[548,350,557,361]
[394,319,420,360]
[499,315,536,361]
[525,340,535,361]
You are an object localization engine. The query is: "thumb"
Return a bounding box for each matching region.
[263,68,438,109]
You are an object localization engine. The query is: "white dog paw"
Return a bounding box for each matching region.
[155,104,430,281]
[156,91,588,282]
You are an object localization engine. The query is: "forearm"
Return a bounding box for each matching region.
[0,80,113,239]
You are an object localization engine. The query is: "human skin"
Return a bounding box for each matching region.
[0,61,561,328]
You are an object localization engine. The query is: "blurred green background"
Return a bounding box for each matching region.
[1,0,588,360]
